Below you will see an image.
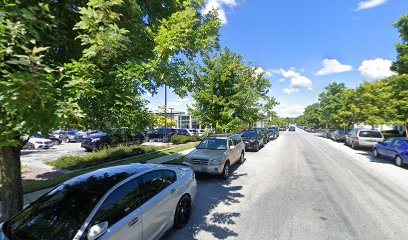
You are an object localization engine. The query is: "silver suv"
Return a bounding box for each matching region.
[345,129,385,149]
[184,134,245,179]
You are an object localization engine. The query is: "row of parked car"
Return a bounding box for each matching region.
[4,126,287,240]
[316,128,408,168]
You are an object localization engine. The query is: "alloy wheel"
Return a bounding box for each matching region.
[174,195,191,228]
[373,149,378,157]
[396,156,403,167]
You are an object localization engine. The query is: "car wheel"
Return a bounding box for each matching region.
[98,142,110,150]
[84,148,93,152]
[351,141,356,149]
[239,151,245,164]
[255,143,260,152]
[52,140,60,145]
[373,148,379,157]
[395,156,404,167]
[221,161,230,180]
[135,139,142,145]
[64,138,70,143]
[26,142,35,150]
[173,194,191,228]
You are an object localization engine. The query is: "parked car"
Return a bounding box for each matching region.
[373,138,408,167]
[22,137,54,150]
[330,130,348,142]
[254,128,269,144]
[241,130,264,152]
[267,128,277,140]
[321,129,335,138]
[279,127,286,131]
[345,129,385,149]
[268,125,279,138]
[188,129,198,136]
[197,129,206,136]
[148,128,178,142]
[59,130,83,143]
[0,163,196,240]
[33,132,61,145]
[184,134,245,179]
[81,129,147,151]
[288,126,296,131]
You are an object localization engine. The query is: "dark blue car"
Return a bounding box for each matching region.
[373,138,408,167]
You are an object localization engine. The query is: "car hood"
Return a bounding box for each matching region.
[188,149,226,160]
[29,137,52,142]
[241,137,256,141]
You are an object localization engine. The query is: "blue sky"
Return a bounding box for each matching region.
[145,0,408,117]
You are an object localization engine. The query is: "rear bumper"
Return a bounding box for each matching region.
[356,141,377,147]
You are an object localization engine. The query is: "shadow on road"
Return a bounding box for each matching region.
[356,150,407,169]
[163,163,246,240]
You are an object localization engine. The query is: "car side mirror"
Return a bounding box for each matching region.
[87,221,108,240]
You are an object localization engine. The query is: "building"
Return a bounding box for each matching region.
[173,114,202,129]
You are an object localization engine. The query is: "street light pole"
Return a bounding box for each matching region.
[164,85,167,142]
[169,107,174,128]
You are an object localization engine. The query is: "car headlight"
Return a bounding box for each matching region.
[91,138,100,142]
[209,159,222,165]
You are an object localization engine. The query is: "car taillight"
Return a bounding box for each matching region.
[355,136,359,141]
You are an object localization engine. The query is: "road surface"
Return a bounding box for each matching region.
[164,129,408,240]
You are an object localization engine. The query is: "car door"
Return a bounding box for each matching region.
[227,138,237,163]
[89,177,143,240]
[389,139,404,159]
[139,170,178,240]
[377,138,394,158]
[232,135,244,158]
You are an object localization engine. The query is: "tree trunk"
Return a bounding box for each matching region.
[405,122,408,138]
[0,146,23,221]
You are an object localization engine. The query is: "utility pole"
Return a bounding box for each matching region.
[164,85,167,142]
[169,107,174,128]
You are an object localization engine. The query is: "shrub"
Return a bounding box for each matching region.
[171,135,204,144]
[48,145,165,170]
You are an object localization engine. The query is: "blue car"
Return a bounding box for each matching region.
[373,138,408,167]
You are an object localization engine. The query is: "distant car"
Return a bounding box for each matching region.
[289,126,296,131]
[345,129,384,149]
[373,138,408,167]
[22,137,54,150]
[81,129,146,151]
[279,127,286,131]
[266,128,277,140]
[184,134,245,179]
[330,130,348,142]
[32,132,61,145]
[1,164,196,240]
[148,128,178,142]
[197,129,205,136]
[188,129,198,136]
[321,129,335,138]
[59,130,83,143]
[241,130,264,152]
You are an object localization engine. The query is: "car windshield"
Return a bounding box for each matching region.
[3,185,102,240]
[241,131,257,138]
[359,131,383,138]
[67,131,77,135]
[197,138,227,150]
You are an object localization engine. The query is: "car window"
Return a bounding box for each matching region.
[359,131,383,138]
[228,138,235,147]
[233,135,242,144]
[92,178,142,227]
[393,139,404,147]
[197,138,227,150]
[140,170,172,204]
[383,139,394,144]
[162,170,177,185]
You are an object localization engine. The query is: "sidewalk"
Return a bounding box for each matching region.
[0,148,193,218]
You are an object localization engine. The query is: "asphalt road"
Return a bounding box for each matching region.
[163,129,408,240]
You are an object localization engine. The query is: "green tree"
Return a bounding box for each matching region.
[384,74,408,137]
[190,48,272,133]
[302,103,323,129]
[318,82,348,128]
[0,0,220,219]
[392,14,408,74]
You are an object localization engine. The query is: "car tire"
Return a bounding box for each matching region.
[173,194,191,228]
[52,140,60,145]
[135,139,142,145]
[255,143,260,152]
[221,161,230,180]
[64,138,70,143]
[373,148,379,157]
[98,142,110,150]
[84,148,93,152]
[351,141,356,149]
[395,156,404,167]
[26,142,35,150]
[239,151,245,164]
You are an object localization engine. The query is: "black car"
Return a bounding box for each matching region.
[241,130,264,152]
[268,126,279,138]
[254,128,269,144]
[81,129,146,152]
[289,126,296,131]
[279,127,286,131]
[147,128,178,142]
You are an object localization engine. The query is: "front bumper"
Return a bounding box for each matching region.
[81,141,98,150]
[183,162,224,175]
[244,141,258,149]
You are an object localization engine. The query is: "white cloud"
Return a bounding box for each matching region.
[358,58,396,80]
[316,58,353,76]
[278,78,285,82]
[203,0,238,24]
[168,97,190,109]
[274,104,305,118]
[273,68,313,94]
[254,67,272,77]
[282,88,299,94]
[355,0,387,11]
